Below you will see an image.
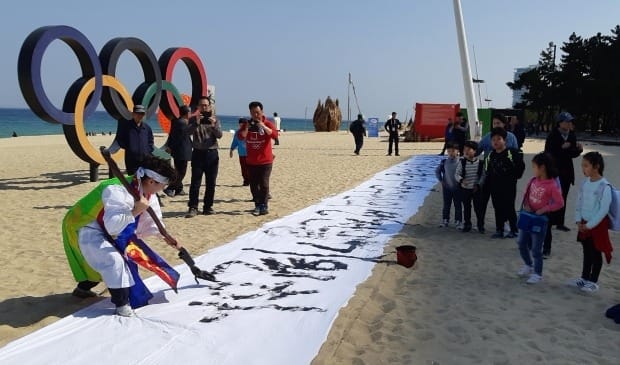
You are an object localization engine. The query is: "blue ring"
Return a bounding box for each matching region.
[17,25,102,125]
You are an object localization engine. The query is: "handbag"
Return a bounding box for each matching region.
[517,210,548,233]
[517,178,549,233]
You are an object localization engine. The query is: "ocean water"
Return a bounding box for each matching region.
[0,108,342,138]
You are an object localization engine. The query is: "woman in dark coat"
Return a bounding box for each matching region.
[544,112,583,231]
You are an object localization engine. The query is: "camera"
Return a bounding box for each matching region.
[201,111,212,120]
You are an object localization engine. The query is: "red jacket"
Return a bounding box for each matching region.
[578,216,613,264]
[240,116,278,165]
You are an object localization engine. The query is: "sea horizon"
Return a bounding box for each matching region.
[0,107,346,138]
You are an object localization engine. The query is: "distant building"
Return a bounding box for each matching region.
[512,65,536,107]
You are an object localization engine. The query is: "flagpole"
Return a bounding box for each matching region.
[452,0,478,140]
[347,73,351,122]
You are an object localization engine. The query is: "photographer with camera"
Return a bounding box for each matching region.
[239,101,278,215]
[185,96,222,218]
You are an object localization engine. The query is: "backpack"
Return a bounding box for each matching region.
[592,181,620,231]
[483,148,525,179]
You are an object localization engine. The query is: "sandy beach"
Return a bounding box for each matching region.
[1,131,619,363]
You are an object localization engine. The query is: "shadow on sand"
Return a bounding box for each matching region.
[0,293,101,328]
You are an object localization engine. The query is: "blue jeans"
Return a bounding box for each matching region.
[517,225,546,275]
[442,187,462,221]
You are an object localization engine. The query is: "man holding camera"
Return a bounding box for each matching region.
[185,96,222,218]
[239,101,278,216]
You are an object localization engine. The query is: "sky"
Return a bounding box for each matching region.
[1,0,620,119]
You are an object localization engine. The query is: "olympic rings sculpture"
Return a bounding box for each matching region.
[17,25,208,165]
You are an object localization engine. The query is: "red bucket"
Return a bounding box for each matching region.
[396,245,417,268]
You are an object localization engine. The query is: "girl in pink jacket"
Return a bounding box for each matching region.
[516,152,564,284]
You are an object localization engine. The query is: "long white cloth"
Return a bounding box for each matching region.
[0,155,439,365]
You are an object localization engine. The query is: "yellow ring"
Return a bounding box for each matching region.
[75,75,132,165]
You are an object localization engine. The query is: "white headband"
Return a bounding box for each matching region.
[136,167,169,185]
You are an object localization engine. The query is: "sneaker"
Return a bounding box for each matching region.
[542,252,551,260]
[491,231,504,239]
[72,287,97,298]
[438,219,449,228]
[185,207,199,218]
[115,304,135,317]
[580,281,599,293]
[505,231,518,239]
[259,205,269,215]
[163,189,175,197]
[517,265,533,277]
[203,207,215,215]
[252,206,261,216]
[176,190,187,196]
[567,277,586,288]
[526,273,543,284]
[462,225,472,233]
[455,221,464,230]
[556,225,571,232]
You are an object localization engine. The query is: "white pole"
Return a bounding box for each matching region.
[452,0,478,140]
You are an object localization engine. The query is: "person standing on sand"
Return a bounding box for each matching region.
[230,118,250,186]
[185,96,223,218]
[384,112,402,156]
[349,114,366,155]
[516,152,564,284]
[568,151,613,294]
[439,118,454,155]
[108,105,154,175]
[435,142,462,229]
[544,112,583,232]
[164,105,192,197]
[239,101,278,216]
[273,112,281,145]
[479,127,525,239]
[455,140,484,233]
[452,112,468,155]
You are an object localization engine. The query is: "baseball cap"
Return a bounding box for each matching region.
[556,111,574,123]
[133,105,146,114]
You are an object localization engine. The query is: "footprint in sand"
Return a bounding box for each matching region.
[414,330,435,341]
[382,299,396,313]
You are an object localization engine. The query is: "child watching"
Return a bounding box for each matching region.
[455,140,484,233]
[516,152,564,284]
[479,128,525,239]
[229,118,250,186]
[568,151,613,293]
[435,142,462,228]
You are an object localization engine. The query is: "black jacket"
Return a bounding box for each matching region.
[166,117,193,161]
[349,119,366,137]
[384,118,401,134]
[115,119,154,165]
[544,128,582,184]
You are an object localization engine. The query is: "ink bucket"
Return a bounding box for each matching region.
[396,245,417,268]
